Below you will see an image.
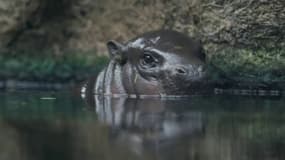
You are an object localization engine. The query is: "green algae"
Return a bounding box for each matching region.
[0,51,108,82]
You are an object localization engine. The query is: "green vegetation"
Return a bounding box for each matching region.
[0,51,108,82]
[210,48,285,83]
[0,47,284,85]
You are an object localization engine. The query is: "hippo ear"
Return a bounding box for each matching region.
[199,47,206,62]
[195,39,206,62]
[107,40,124,57]
[107,40,127,64]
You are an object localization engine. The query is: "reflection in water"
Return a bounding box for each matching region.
[94,96,205,157]
[0,91,284,160]
[95,97,204,159]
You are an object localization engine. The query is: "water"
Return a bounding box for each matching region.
[0,91,284,160]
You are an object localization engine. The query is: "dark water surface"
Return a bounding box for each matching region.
[0,91,284,160]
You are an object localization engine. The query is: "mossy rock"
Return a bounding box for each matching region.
[0,50,108,82]
[209,48,285,83]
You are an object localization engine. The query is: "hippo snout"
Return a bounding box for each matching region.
[173,65,206,81]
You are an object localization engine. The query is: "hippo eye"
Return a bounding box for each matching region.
[141,53,158,67]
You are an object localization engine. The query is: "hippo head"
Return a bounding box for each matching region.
[95,30,207,97]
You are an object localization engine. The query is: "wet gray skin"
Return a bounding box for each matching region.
[94,30,207,97]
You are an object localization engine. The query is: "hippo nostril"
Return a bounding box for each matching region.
[175,67,187,75]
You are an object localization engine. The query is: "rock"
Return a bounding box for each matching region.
[0,0,284,55]
[0,0,40,48]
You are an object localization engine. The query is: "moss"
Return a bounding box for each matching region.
[0,51,108,82]
[1,47,284,85]
[209,48,285,83]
